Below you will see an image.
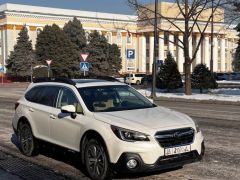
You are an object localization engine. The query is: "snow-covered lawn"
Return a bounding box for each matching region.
[138,88,240,102]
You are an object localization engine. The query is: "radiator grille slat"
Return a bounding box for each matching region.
[155,128,195,148]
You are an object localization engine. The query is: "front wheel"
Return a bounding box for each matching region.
[18,122,39,156]
[84,138,112,180]
[136,80,141,85]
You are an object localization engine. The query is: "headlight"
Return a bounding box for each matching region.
[193,120,200,133]
[111,125,150,142]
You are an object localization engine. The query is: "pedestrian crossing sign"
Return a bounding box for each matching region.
[80,62,89,71]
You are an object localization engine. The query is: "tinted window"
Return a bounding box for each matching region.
[135,74,145,77]
[78,85,155,112]
[38,86,60,107]
[25,86,60,107]
[25,86,44,103]
[57,88,82,113]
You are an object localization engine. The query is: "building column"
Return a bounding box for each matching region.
[149,35,154,73]
[140,34,146,73]
[158,32,164,61]
[213,35,218,72]
[220,37,226,72]
[178,33,184,73]
[196,34,201,65]
[168,33,174,55]
[204,35,210,68]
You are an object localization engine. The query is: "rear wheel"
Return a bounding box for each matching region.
[18,122,39,156]
[84,138,112,180]
[136,80,141,85]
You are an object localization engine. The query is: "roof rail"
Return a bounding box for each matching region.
[77,75,120,82]
[33,77,76,86]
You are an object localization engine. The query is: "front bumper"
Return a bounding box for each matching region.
[113,141,205,173]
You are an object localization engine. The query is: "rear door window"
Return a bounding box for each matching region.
[38,86,60,107]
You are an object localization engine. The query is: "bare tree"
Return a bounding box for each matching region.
[128,0,238,95]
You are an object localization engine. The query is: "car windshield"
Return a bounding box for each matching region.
[78,85,155,112]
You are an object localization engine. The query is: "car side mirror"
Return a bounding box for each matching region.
[61,105,77,119]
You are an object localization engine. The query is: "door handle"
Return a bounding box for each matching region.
[29,108,34,112]
[50,115,56,119]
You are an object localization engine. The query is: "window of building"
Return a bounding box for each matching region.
[164,32,168,45]
[105,32,112,44]
[116,31,122,44]
[146,49,150,57]
[36,28,42,36]
[127,32,132,44]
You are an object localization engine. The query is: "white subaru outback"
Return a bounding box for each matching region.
[12,78,204,180]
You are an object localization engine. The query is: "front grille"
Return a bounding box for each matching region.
[155,127,195,148]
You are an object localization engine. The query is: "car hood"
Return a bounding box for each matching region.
[93,106,195,134]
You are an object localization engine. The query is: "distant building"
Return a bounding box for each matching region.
[0,2,238,74]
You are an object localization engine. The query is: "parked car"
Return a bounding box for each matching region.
[141,75,165,89]
[13,77,204,180]
[125,73,146,85]
[215,73,230,81]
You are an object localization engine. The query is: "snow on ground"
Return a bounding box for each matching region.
[138,88,240,102]
[217,80,240,84]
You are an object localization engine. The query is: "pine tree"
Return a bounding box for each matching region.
[63,17,87,51]
[191,64,217,93]
[86,31,121,76]
[35,24,79,78]
[6,26,35,77]
[158,52,183,91]
[233,23,240,71]
[107,43,122,75]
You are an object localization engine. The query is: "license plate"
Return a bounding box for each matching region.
[164,145,191,156]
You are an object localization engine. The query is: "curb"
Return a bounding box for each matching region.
[154,96,240,106]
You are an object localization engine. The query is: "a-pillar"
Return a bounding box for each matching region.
[220,36,226,72]
[168,33,174,55]
[140,34,146,73]
[158,32,164,61]
[177,33,184,73]
[149,34,154,73]
[204,34,210,68]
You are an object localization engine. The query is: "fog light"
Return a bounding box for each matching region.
[126,159,138,169]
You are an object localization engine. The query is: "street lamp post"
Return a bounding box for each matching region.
[151,0,158,98]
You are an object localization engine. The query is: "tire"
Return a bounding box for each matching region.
[84,138,112,180]
[18,122,39,156]
[136,80,141,85]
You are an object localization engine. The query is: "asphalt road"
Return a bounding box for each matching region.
[0,85,239,180]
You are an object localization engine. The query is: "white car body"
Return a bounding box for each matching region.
[12,79,204,178]
[125,73,145,84]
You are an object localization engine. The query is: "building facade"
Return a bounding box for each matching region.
[0,2,238,74]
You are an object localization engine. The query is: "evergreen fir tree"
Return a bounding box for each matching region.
[191,64,217,93]
[35,24,79,78]
[6,26,35,77]
[107,43,122,75]
[158,52,183,91]
[86,31,121,76]
[63,17,87,51]
[233,23,240,71]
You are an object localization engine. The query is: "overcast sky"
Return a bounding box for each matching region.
[0,0,172,15]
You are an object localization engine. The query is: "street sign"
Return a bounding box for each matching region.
[0,63,3,72]
[46,60,52,66]
[80,53,89,61]
[126,49,135,59]
[80,62,89,71]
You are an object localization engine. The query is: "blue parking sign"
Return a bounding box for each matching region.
[126,49,135,59]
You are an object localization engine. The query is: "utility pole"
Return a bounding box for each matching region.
[151,0,158,98]
[210,0,214,74]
